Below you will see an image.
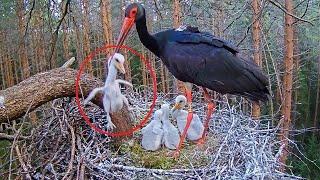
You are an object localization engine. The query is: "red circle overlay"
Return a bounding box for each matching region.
[75,45,157,137]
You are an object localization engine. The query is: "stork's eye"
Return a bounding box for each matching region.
[116,59,119,62]
[130,9,137,16]
[179,100,183,103]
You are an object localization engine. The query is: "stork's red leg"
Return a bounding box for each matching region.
[197,87,215,146]
[173,83,193,158]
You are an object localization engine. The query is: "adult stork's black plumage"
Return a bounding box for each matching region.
[115,3,269,156]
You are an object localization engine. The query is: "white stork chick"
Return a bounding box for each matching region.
[84,53,132,130]
[161,104,180,150]
[171,95,204,141]
[141,110,164,151]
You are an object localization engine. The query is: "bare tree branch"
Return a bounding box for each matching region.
[268,0,314,25]
[152,0,163,20]
[293,0,310,25]
[24,0,36,37]
[48,0,71,68]
[15,145,32,180]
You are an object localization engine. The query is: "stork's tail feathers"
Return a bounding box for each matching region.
[242,88,270,103]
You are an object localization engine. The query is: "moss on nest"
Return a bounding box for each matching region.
[116,134,219,169]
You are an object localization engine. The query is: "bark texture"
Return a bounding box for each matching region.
[101,0,113,45]
[212,1,225,38]
[0,68,133,136]
[279,0,294,171]
[173,0,185,93]
[252,0,262,118]
[16,0,30,79]
[0,31,15,88]
[82,0,93,73]
[314,56,320,132]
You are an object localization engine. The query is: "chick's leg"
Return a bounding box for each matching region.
[103,95,116,130]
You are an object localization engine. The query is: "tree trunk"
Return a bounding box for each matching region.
[0,59,4,89]
[82,0,93,74]
[173,0,181,28]
[35,10,46,72]
[305,60,313,123]
[16,0,30,79]
[313,56,320,131]
[0,31,7,89]
[123,49,132,83]
[72,16,83,67]
[212,1,225,101]
[141,46,147,93]
[120,0,132,83]
[172,0,184,94]
[101,0,113,45]
[33,10,40,73]
[165,68,170,94]
[62,16,70,61]
[0,68,133,137]
[1,32,15,88]
[251,0,262,118]
[279,0,294,171]
[160,62,166,93]
[212,1,225,38]
[292,27,300,123]
[30,31,37,74]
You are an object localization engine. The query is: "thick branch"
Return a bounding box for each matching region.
[0,68,133,136]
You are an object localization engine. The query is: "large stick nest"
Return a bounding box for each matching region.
[0,89,303,179]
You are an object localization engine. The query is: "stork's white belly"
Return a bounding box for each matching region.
[106,83,124,112]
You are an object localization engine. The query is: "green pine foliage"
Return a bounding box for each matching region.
[290,135,320,179]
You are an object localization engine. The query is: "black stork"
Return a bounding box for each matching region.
[115,3,269,156]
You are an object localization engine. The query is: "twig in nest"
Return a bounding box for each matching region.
[62,119,76,180]
[0,133,31,141]
[77,157,86,180]
[15,145,32,180]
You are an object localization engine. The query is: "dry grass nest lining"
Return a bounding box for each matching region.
[1,90,303,179]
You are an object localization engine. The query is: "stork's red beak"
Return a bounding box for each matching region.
[115,17,135,53]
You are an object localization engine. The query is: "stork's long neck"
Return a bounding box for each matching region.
[136,15,160,57]
[106,63,117,83]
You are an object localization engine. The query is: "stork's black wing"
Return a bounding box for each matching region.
[169,27,239,55]
[158,30,269,102]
